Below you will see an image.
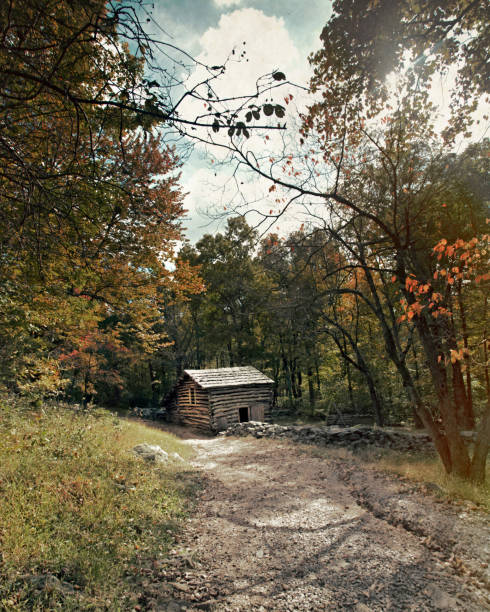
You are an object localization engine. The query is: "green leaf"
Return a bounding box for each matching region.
[275,105,285,118]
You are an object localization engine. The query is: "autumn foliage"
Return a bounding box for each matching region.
[0,1,202,400]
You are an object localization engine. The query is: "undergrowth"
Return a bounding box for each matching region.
[0,395,198,610]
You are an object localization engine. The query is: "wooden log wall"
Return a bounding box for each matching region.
[209,384,273,431]
[171,377,211,431]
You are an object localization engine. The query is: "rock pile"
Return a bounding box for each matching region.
[131,406,167,421]
[220,421,435,453]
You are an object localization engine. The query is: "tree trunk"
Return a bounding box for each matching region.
[452,361,474,430]
[148,361,158,405]
[471,295,490,482]
[272,359,280,406]
[227,341,234,367]
[414,312,471,478]
[456,282,474,428]
[345,360,355,411]
[279,336,294,403]
[315,356,321,393]
[470,401,490,483]
[448,295,474,429]
[365,375,384,426]
[411,344,424,428]
[307,366,315,409]
[395,357,453,473]
[296,366,303,399]
[393,254,472,478]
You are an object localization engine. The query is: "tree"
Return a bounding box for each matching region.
[0,0,293,165]
[309,115,489,481]
[203,2,488,482]
[0,125,201,398]
[0,0,294,398]
[258,232,324,410]
[180,217,267,368]
[216,84,488,481]
[0,1,204,395]
[308,0,489,141]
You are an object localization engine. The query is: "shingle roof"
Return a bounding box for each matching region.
[184,366,273,389]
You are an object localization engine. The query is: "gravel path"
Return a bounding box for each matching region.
[146,434,489,611]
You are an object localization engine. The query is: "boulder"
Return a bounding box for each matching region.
[132,443,169,463]
[171,452,185,462]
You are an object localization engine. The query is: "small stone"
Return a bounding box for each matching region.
[172,582,190,592]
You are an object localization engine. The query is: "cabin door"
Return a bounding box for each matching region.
[249,403,266,422]
[238,407,249,422]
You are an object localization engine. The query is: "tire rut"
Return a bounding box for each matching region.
[331,459,490,593]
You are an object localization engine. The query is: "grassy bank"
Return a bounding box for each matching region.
[0,396,198,610]
[359,446,490,511]
[310,444,490,511]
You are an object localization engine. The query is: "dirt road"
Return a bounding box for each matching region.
[153,435,489,611]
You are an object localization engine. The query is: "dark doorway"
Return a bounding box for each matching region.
[239,407,249,422]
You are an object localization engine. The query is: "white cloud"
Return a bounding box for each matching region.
[198,8,305,88]
[214,0,242,7]
[179,8,315,242]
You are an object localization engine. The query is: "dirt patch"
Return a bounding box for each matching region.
[138,435,489,611]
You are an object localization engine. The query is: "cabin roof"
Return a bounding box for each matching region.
[183,366,273,390]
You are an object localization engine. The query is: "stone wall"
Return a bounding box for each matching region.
[220,421,436,454]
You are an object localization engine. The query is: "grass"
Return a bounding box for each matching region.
[0,395,199,610]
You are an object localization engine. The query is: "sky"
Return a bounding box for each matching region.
[146,0,333,243]
[144,1,488,247]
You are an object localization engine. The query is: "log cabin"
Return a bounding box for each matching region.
[164,366,273,433]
